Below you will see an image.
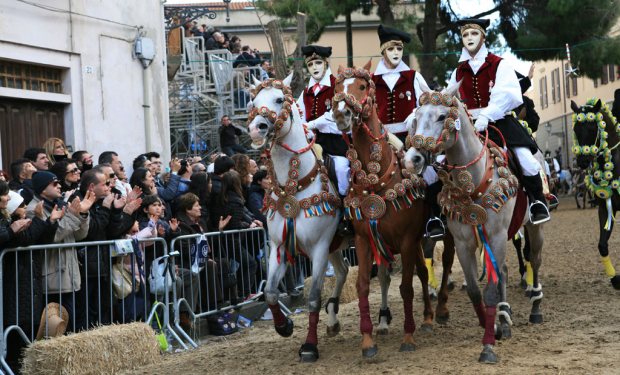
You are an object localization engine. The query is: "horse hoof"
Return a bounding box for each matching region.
[299,343,319,362]
[399,342,416,352]
[494,324,502,341]
[520,278,528,290]
[501,324,512,339]
[479,345,498,364]
[446,279,455,291]
[275,317,294,337]
[421,323,433,333]
[326,322,341,337]
[362,345,378,358]
[436,313,450,325]
[376,327,389,336]
[529,313,544,324]
[611,276,620,290]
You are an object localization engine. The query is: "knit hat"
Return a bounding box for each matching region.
[32,171,58,195]
[6,191,24,214]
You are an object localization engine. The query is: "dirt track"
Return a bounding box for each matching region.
[126,197,620,374]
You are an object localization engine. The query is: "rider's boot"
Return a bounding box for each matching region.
[425,181,446,239]
[522,175,551,225]
[337,195,355,236]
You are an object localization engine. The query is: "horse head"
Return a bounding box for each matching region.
[570,98,614,170]
[247,74,296,149]
[332,60,375,133]
[404,81,462,173]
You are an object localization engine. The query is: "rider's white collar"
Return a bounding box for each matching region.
[374,60,410,76]
[458,45,489,74]
[307,67,333,89]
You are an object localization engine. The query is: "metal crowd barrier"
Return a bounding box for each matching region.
[0,227,357,374]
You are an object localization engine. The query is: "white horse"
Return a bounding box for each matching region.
[404,84,545,364]
[247,76,349,362]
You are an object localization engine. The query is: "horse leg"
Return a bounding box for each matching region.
[299,245,330,362]
[513,230,526,288]
[497,261,512,339]
[325,251,349,337]
[525,222,545,323]
[375,264,392,335]
[423,238,439,300]
[355,238,377,358]
[436,231,455,324]
[265,242,294,338]
[597,205,620,289]
[414,239,434,332]
[479,236,508,364]
[398,236,419,351]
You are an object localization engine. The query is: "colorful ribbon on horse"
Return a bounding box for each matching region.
[367,219,394,266]
[277,217,297,264]
[473,224,500,284]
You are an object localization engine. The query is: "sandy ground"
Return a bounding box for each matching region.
[126,197,620,374]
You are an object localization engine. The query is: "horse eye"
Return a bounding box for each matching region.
[359,85,366,91]
[275,98,284,104]
[437,115,446,122]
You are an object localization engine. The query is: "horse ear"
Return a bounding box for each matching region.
[570,100,580,113]
[363,59,372,72]
[283,72,293,87]
[442,80,461,97]
[337,65,344,75]
[594,99,602,112]
[418,77,432,94]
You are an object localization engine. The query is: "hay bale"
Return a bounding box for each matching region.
[22,322,161,375]
[304,266,359,306]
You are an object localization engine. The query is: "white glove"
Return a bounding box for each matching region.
[474,116,489,133]
[306,119,317,130]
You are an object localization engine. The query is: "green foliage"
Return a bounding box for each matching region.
[499,0,620,78]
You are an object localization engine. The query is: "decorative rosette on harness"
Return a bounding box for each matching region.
[406,92,460,153]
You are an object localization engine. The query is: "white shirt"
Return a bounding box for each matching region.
[449,45,522,122]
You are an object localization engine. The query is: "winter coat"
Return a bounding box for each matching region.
[247,183,267,228]
[26,195,89,293]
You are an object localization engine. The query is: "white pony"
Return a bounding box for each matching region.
[247,76,349,362]
[405,84,545,364]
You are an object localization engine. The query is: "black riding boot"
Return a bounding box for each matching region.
[522,175,551,224]
[425,180,446,239]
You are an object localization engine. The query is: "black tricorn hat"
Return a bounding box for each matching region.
[301,45,332,61]
[457,18,491,34]
[377,24,411,46]
[515,71,532,94]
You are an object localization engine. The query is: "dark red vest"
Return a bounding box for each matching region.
[372,70,417,125]
[455,53,502,110]
[302,75,336,121]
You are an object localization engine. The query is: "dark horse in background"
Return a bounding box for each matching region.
[571,97,620,289]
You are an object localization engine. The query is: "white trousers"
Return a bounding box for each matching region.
[514,147,541,176]
[332,155,351,196]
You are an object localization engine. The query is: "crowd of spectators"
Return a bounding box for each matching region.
[0,137,274,371]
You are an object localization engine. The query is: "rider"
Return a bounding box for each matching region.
[450,18,550,224]
[296,45,352,234]
[373,25,445,238]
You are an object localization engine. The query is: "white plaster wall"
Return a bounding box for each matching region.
[0,0,170,166]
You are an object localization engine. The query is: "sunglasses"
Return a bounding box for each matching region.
[68,167,80,174]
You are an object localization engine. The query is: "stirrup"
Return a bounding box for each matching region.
[528,200,550,225]
[425,217,446,239]
[547,194,559,210]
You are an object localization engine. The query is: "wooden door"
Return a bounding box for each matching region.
[0,98,65,172]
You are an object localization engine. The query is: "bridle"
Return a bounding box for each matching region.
[247,79,296,144]
[332,67,376,124]
[407,91,490,171]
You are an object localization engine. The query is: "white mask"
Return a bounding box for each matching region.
[383,45,403,69]
[307,59,326,81]
[461,28,484,55]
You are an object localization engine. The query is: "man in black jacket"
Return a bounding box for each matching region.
[75,168,141,329]
[219,115,247,156]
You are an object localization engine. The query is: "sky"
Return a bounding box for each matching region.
[164,0,532,73]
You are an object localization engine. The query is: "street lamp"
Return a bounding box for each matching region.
[223,0,231,23]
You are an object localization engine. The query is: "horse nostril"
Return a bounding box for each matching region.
[258,123,269,131]
[413,155,423,164]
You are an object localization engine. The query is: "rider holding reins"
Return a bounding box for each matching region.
[449,18,550,224]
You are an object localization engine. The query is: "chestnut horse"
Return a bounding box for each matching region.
[571,98,620,289]
[332,62,452,358]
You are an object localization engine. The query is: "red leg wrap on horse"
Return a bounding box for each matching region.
[473,302,486,328]
[269,304,286,327]
[306,311,320,345]
[403,298,415,333]
[482,306,497,345]
[358,297,373,334]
